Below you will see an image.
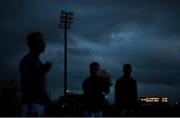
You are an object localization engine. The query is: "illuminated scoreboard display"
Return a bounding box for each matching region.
[140,97,168,103]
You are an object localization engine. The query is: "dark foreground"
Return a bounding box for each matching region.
[1,93,180,117]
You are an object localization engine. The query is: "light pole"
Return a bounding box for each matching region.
[59,11,73,96]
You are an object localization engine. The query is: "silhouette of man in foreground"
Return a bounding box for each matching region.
[20,32,51,116]
[115,64,138,116]
[82,62,112,117]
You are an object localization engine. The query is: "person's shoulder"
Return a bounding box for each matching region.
[83,77,90,84]
[131,78,137,83]
[20,54,29,64]
[116,77,123,83]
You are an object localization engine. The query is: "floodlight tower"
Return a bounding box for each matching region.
[59,11,73,96]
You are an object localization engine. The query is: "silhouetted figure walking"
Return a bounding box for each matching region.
[82,62,112,117]
[115,64,138,116]
[19,32,51,116]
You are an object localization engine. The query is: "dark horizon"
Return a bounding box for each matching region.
[1,0,180,107]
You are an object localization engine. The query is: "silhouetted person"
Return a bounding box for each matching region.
[19,32,51,116]
[115,64,138,116]
[82,62,112,117]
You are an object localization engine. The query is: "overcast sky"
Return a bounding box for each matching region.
[1,0,180,105]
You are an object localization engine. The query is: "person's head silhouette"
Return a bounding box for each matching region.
[123,64,132,77]
[27,32,45,55]
[89,62,100,78]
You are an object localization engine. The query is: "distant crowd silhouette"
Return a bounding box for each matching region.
[19,32,138,117]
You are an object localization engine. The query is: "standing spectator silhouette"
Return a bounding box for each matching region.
[82,62,112,117]
[115,64,138,116]
[19,32,51,116]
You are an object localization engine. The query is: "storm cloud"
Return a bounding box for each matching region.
[1,0,180,105]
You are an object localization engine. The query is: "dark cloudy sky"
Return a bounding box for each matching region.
[1,0,180,105]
